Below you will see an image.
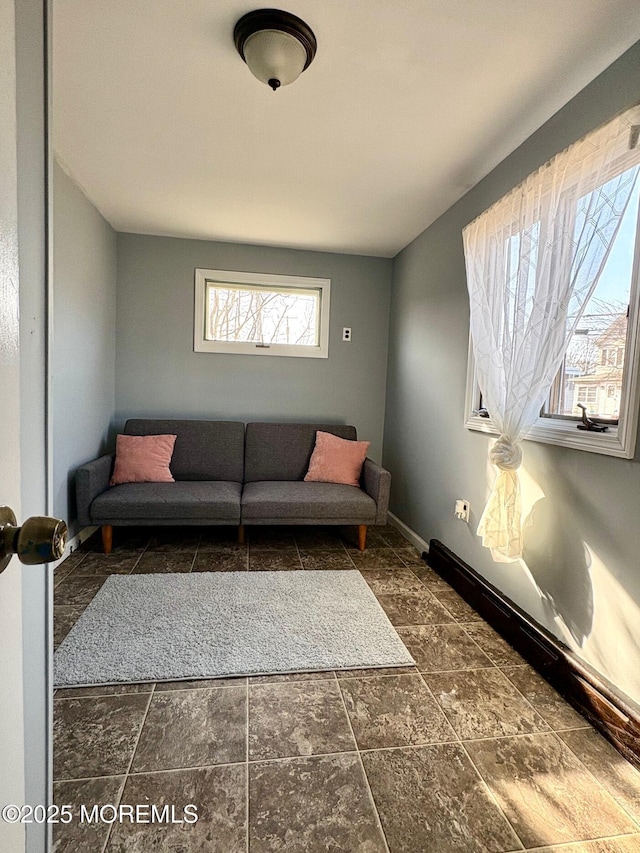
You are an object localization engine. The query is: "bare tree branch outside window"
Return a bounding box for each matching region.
[206,284,319,347]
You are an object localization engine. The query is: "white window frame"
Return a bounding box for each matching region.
[464,160,640,460]
[194,269,331,358]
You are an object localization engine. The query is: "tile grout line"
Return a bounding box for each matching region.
[53,765,235,787]
[546,724,592,732]
[458,620,525,668]
[57,758,248,785]
[123,686,156,777]
[55,772,128,785]
[414,668,527,851]
[456,620,506,666]
[292,533,303,571]
[55,689,155,701]
[444,728,590,746]
[498,667,585,734]
[408,565,452,594]
[335,670,419,682]
[550,730,640,833]
[452,665,551,734]
[247,743,458,764]
[245,676,250,853]
[444,619,604,756]
[58,747,497,786]
[250,674,337,687]
[344,543,358,570]
[334,680,391,853]
[55,677,258,698]
[415,664,497,674]
[188,536,200,573]
[130,549,144,572]
[388,618,466,629]
[99,685,155,853]
[459,737,527,851]
[522,830,640,850]
[99,775,128,853]
[458,724,640,848]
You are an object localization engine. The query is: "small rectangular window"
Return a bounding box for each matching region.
[194,269,330,358]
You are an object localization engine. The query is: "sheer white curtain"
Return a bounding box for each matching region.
[463,104,640,562]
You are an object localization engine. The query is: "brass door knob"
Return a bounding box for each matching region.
[0,506,68,574]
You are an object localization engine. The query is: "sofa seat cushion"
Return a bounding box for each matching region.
[91,481,242,523]
[241,481,376,522]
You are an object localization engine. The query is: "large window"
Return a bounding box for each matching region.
[194,269,330,358]
[465,159,640,458]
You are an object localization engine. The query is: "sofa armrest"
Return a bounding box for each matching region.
[361,458,391,525]
[76,454,114,527]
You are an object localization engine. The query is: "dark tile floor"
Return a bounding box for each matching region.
[52,525,640,852]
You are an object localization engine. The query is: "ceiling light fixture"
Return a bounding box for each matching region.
[233,8,317,91]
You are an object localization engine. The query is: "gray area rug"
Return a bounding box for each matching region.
[54,570,414,687]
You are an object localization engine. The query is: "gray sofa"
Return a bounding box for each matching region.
[76,419,391,553]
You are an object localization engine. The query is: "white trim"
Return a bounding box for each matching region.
[45,10,55,851]
[194,268,331,359]
[464,152,640,461]
[464,407,636,458]
[387,512,430,554]
[51,525,98,572]
[464,290,640,459]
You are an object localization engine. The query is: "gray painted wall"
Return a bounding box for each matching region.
[384,41,640,707]
[53,161,117,536]
[115,234,392,461]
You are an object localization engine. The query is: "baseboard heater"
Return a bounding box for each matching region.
[427,539,640,770]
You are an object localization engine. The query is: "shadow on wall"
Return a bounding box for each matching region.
[522,494,594,648]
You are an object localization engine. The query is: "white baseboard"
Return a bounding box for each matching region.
[52,525,98,572]
[66,524,99,555]
[387,512,430,554]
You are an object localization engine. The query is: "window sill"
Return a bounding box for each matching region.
[194,341,328,358]
[464,413,635,458]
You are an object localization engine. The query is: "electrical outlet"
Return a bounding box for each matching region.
[454,499,470,522]
[342,327,352,342]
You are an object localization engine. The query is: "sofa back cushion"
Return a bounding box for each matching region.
[244,422,357,483]
[124,419,244,482]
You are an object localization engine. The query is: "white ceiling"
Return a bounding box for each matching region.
[53,0,640,258]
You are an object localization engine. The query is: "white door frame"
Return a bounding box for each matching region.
[0,2,27,847]
[1,1,51,851]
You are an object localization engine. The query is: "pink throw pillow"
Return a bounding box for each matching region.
[110,434,177,485]
[304,431,370,487]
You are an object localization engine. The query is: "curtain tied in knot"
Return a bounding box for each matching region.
[489,435,522,471]
[478,436,523,561]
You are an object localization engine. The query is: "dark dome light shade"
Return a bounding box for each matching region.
[234,9,317,91]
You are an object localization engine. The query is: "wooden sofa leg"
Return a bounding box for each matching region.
[358,525,367,552]
[102,525,113,555]
[238,524,245,545]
